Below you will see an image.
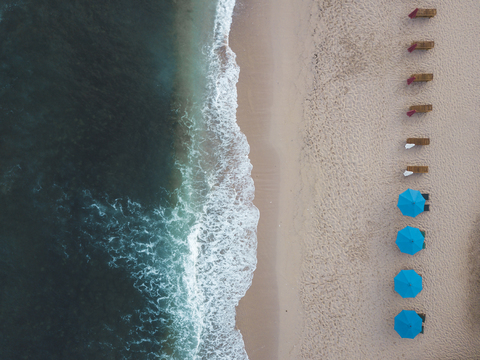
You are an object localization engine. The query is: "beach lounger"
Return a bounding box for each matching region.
[410,74,434,82]
[410,41,434,51]
[424,204,430,212]
[416,9,437,18]
[407,105,433,116]
[421,193,429,200]
[406,138,430,146]
[409,9,437,18]
[420,231,426,249]
[407,105,432,116]
[417,313,426,334]
[407,166,429,173]
[409,105,432,113]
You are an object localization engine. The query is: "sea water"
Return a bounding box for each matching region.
[0,0,258,359]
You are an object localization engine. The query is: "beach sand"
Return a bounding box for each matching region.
[232,0,480,359]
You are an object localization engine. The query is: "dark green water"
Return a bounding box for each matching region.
[0,0,180,358]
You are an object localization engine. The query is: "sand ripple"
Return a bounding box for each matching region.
[298,0,480,358]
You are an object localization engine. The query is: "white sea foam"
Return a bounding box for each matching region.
[78,192,204,359]
[175,0,259,358]
[76,0,258,358]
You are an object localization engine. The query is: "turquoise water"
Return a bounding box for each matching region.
[0,0,258,359]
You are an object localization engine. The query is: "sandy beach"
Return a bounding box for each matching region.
[232,0,480,359]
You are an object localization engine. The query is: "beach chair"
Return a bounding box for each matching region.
[411,41,435,50]
[421,193,429,200]
[409,9,437,18]
[424,204,430,212]
[409,105,432,113]
[407,105,432,116]
[420,230,426,249]
[406,138,430,146]
[410,74,434,82]
[407,166,429,173]
[416,9,437,18]
[417,313,426,334]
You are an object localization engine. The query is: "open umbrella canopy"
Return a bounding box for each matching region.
[396,226,425,255]
[395,270,423,298]
[394,310,423,339]
[397,189,426,217]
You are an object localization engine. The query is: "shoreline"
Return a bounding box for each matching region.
[231,0,305,358]
[230,0,280,358]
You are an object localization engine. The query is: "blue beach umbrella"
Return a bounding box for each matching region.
[396,226,425,255]
[394,310,423,339]
[394,270,423,298]
[397,189,426,217]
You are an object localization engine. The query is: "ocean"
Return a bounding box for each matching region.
[0,0,259,359]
